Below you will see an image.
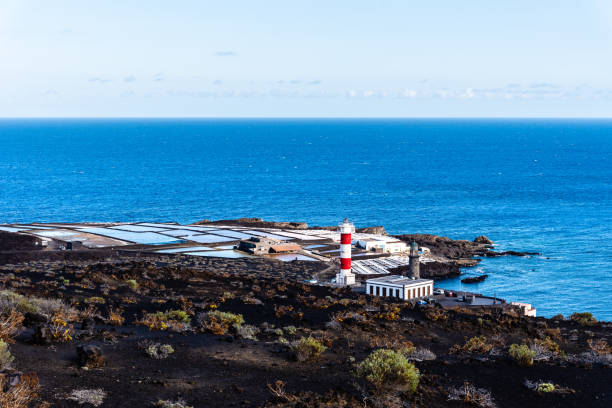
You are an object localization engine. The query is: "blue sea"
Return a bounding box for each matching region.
[0,119,610,320]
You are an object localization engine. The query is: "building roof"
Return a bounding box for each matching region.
[366,275,433,287]
[270,244,302,252]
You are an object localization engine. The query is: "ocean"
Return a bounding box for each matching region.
[0,118,610,320]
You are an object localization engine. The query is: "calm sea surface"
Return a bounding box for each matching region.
[0,119,610,320]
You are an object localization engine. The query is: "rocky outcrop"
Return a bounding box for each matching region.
[461,274,488,283]
[194,218,309,230]
[393,234,491,259]
[473,235,494,245]
[390,261,462,280]
[484,250,540,257]
[77,344,105,368]
[356,226,387,235]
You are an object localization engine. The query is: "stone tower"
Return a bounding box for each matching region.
[408,241,420,279]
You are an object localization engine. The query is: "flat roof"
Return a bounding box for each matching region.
[366,275,433,286]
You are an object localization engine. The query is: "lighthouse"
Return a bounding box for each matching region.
[335,218,356,286]
[408,241,420,279]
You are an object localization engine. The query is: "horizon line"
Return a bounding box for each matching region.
[1,116,612,120]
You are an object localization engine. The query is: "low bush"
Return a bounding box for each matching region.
[509,344,534,367]
[154,399,193,408]
[569,312,596,326]
[68,389,106,407]
[145,344,174,360]
[138,310,192,331]
[0,310,24,343]
[586,339,611,355]
[106,307,125,326]
[447,382,496,408]
[534,336,564,356]
[0,372,39,408]
[197,310,244,335]
[236,324,259,340]
[291,336,327,363]
[51,317,73,342]
[125,279,139,289]
[404,348,436,361]
[0,291,77,323]
[356,349,419,394]
[537,383,555,393]
[450,336,493,354]
[0,340,14,370]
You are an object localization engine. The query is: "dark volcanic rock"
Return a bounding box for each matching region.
[461,274,488,283]
[356,226,386,235]
[77,344,105,368]
[390,261,462,279]
[484,250,540,257]
[195,218,309,230]
[473,235,494,245]
[393,234,491,259]
[33,325,53,345]
[0,231,42,252]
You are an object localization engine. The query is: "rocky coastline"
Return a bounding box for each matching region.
[0,226,609,407]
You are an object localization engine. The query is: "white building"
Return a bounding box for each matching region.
[366,275,434,300]
[382,240,407,254]
[357,239,407,254]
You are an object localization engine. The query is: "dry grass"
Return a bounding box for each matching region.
[106,306,125,326]
[267,380,298,402]
[0,373,40,408]
[587,339,611,355]
[0,311,24,343]
[450,336,493,354]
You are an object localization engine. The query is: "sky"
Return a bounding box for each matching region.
[1,0,612,117]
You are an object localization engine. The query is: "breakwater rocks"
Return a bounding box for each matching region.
[461,274,489,284]
[393,233,539,279]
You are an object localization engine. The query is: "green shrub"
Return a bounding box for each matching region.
[535,336,564,356]
[283,325,297,336]
[537,383,555,393]
[0,339,14,370]
[0,290,77,322]
[291,336,327,363]
[357,349,419,393]
[569,312,596,326]
[197,310,244,335]
[207,310,243,326]
[125,279,139,289]
[145,343,174,359]
[509,344,534,367]
[163,310,191,324]
[450,336,492,354]
[236,324,259,340]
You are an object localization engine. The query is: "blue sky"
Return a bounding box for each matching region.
[2,0,612,117]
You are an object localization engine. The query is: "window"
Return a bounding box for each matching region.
[382,287,387,297]
[376,286,379,296]
[369,285,374,295]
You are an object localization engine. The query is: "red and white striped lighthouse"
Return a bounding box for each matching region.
[336,218,356,286]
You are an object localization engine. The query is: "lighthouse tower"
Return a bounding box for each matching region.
[408,241,420,279]
[336,218,356,286]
